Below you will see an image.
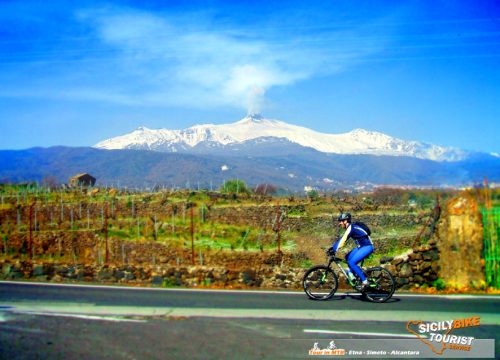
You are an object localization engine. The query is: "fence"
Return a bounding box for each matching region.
[482,208,500,289]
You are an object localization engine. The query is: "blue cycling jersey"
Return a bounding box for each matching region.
[332,223,373,252]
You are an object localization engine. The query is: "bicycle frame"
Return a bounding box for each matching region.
[327,256,364,287]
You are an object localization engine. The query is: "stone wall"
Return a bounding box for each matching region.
[0,259,305,289]
[206,205,426,233]
[381,239,440,289]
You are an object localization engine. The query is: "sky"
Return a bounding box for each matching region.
[0,0,499,153]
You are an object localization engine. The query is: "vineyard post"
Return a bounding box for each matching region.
[190,205,195,265]
[28,202,33,259]
[121,241,126,264]
[5,216,11,255]
[104,202,109,263]
[2,233,7,255]
[60,196,64,223]
[172,211,176,235]
[17,207,21,231]
[154,214,158,240]
[72,233,77,265]
[275,203,282,264]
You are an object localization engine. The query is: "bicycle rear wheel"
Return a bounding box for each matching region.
[362,267,396,303]
[303,265,338,300]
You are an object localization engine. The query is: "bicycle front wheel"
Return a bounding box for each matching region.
[362,267,396,303]
[303,265,338,300]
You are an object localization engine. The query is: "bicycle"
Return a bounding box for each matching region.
[302,253,396,303]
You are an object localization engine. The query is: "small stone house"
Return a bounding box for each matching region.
[69,173,96,187]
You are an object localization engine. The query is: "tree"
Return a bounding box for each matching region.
[307,190,320,201]
[220,179,250,194]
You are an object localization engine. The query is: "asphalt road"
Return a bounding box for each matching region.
[0,281,499,359]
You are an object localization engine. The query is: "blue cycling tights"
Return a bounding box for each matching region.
[346,245,374,282]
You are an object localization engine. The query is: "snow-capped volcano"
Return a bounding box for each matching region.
[94,114,468,161]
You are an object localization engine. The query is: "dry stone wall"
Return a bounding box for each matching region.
[0,259,305,289]
[381,239,440,289]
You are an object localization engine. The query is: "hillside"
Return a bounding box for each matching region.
[0,146,499,190]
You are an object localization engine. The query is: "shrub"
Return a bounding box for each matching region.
[162,277,177,288]
[220,179,250,194]
[432,278,446,290]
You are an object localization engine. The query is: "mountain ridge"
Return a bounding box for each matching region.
[94,114,469,162]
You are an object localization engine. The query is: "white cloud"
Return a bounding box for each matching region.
[0,6,389,111]
[82,10,312,110]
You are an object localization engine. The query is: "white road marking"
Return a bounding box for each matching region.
[2,304,499,325]
[1,281,499,300]
[303,329,424,338]
[11,310,146,323]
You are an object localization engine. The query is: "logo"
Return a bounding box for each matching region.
[406,316,480,355]
[309,340,346,356]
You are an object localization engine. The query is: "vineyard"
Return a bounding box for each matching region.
[0,188,285,266]
[1,182,498,291]
[0,183,448,269]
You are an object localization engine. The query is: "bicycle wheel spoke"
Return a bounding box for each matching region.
[303,266,338,300]
[363,267,395,303]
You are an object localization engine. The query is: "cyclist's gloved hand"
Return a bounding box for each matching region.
[326,248,336,256]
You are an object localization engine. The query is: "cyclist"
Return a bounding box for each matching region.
[328,213,374,291]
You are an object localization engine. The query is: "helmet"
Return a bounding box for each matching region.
[337,213,351,222]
